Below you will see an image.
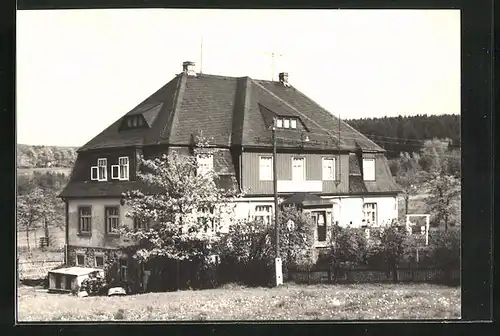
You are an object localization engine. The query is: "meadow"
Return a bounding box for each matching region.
[17,283,460,321]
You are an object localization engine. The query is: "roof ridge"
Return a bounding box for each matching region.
[160,74,187,141]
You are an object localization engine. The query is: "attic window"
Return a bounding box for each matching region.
[276,117,298,129]
[124,115,145,129]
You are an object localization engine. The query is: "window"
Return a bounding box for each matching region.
[322,158,336,181]
[254,205,272,225]
[363,203,377,226]
[119,258,128,281]
[259,156,273,181]
[132,117,138,127]
[197,154,214,176]
[137,117,144,127]
[119,157,129,180]
[97,158,107,181]
[111,164,119,179]
[134,217,150,230]
[363,158,375,181]
[76,254,85,266]
[283,118,290,128]
[79,206,92,233]
[105,206,120,234]
[292,157,305,181]
[276,117,298,129]
[197,206,217,232]
[95,255,104,268]
[312,211,327,242]
[127,118,133,128]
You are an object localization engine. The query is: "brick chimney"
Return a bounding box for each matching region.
[182,61,197,77]
[279,72,290,87]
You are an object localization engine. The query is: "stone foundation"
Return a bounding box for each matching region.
[67,245,128,268]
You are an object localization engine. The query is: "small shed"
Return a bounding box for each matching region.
[48,267,104,293]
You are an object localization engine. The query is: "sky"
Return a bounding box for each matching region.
[16,9,460,147]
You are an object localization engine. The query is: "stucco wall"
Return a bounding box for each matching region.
[68,198,135,248]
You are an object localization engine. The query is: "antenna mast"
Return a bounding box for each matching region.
[200,36,204,74]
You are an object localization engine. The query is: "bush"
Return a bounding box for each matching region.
[80,273,107,296]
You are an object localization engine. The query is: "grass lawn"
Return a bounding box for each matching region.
[17,283,460,321]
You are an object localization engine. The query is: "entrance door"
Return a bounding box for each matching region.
[312,211,327,242]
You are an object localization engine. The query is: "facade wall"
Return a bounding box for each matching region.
[67,198,135,249]
[241,152,349,195]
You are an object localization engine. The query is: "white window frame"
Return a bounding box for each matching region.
[363,203,377,226]
[290,118,297,129]
[254,205,273,225]
[105,206,120,234]
[90,166,98,180]
[111,165,119,179]
[363,158,375,181]
[118,156,129,180]
[196,154,214,176]
[292,157,306,181]
[276,118,283,128]
[283,118,290,128]
[76,254,85,266]
[322,157,336,181]
[97,158,107,181]
[259,156,273,181]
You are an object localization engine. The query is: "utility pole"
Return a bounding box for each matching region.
[272,118,283,286]
[200,36,204,74]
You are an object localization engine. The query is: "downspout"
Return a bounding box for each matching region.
[64,198,69,265]
[239,146,243,193]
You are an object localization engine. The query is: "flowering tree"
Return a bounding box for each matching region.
[425,173,461,230]
[17,187,56,252]
[121,139,242,265]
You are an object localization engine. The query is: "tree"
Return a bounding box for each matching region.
[17,188,49,252]
[121,139,242,265]
[394,152,424,215]
[425,173,461,231]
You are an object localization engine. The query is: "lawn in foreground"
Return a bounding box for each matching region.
[17,283,460,321]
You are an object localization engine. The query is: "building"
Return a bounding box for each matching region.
[59,61,401,271]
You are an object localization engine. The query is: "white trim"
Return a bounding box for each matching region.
[291,156,306,181]
[322,157,336,181]
[362,158,376,181]
[90,166,98,181]
[118,156,130,181]
[97,158,107,181]
[259,155,273,181]
[111,165,120,179]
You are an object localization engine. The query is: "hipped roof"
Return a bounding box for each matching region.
[79,72,384,152]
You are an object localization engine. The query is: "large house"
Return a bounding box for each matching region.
[59,61,401,272]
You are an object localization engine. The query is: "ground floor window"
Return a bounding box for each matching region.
[254,205,272,225]
[363,203,377,226]
[95,255,104,268]
[312,211,327,242]
[76,254,85,266]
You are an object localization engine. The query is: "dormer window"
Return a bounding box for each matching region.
[276,117,299,129]
[123,115,145,130]
[91,158,108,181]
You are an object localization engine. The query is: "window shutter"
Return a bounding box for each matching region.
[91,166,98,180]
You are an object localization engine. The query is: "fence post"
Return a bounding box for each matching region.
[327,268,331,283]
[307,266,311,285]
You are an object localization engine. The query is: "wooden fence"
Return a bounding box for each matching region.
[287,266,460,285]
[18,259,65,281]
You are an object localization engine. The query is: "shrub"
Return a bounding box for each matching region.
[80,272,107,296]
[329,226,371,268]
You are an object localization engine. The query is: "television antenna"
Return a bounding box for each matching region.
[259,51,285,81]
